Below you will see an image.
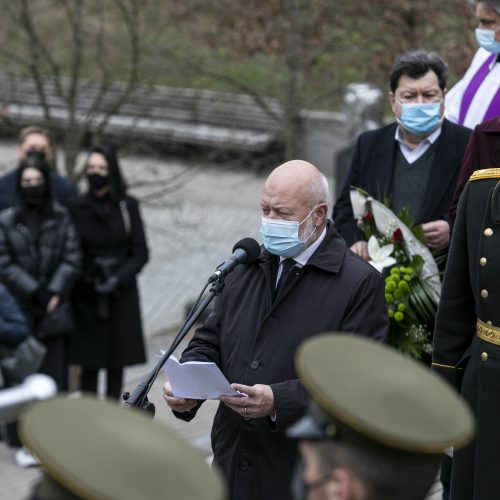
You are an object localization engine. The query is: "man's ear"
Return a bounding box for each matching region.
[330,467,362,500]
[388,91,398,117]
[314,203,328,226]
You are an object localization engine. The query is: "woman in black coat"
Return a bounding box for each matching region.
[0,153,81,390]
[67,144,149,400]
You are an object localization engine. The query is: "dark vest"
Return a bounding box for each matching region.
[391,141,437,221]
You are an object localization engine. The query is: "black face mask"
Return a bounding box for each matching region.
[21,185,47,208]
[86,173,109,191]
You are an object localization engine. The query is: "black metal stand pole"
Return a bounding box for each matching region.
[122,279,225,417]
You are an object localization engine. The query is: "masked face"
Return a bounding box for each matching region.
[397,100,443,135]
[18,133,53,162]
[476,28,500,53]
[21,185,47,207]
[85,152,110,192]
[390,71,444,136]
[293,445,338,500]
[20,167,47,208]
[86,173,109,191]
[260,206,317,257]
[475,3,500,53]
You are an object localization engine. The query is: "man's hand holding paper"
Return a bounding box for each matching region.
[162,381,198,413]
[162,355,245,401]
[220,383,275,419]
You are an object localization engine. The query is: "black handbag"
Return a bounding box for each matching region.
[0,336,47,384]
[37,301,74,339]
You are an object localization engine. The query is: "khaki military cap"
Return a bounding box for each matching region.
[288,334,475,454]
[19,396,225,500]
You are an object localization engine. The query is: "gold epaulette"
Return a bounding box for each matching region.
[469,168,500,181]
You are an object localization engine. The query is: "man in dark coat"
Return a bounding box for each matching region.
[0,125,77,211]
[333,50,472,258]
[163,160,388,500]
[432,118,500,500]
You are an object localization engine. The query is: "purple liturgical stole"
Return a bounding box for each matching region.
[459,53,500,125]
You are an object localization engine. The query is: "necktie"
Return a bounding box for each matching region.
[274,258,296,300]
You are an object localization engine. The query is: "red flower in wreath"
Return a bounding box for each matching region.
[362,212,373,223]
[392,228,403,244]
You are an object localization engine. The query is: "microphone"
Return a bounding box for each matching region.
[208,238,261,283]
[0,374,57,423]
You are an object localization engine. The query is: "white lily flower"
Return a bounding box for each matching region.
[367,235,396,273]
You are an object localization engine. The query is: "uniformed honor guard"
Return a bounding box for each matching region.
[433,164,500,499]
[18,397,226,500]
[289,334,474,500]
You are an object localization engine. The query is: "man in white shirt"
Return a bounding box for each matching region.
[333,50,471,260]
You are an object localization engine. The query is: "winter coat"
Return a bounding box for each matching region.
[0,283,29,347]
[0,204,81,315]
[176,222,388,500]
[67,193,148,369]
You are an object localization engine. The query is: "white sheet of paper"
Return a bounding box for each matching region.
[162,354,245,400]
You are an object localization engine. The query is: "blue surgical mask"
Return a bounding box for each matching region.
[260,207,316,257]
[475,28,500,54]
[398,100,442,135]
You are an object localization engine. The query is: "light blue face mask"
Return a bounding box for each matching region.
[398,101,442,135]
[260,207,316,257]
[476,28,500,54]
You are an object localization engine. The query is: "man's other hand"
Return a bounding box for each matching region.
[220,383,275,418]
[422,220,450,250]
[350,240,369,260]
[162,381,197,412]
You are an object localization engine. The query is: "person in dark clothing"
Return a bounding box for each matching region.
[67,144,149,400]
[332,50,471,260]
[0,282,31,450]
[432,121,500,500]
[0,283,30,351]
[0,155,80,464]
[0,154,81,390]
[163,160,388,500]
[0,125,77,211]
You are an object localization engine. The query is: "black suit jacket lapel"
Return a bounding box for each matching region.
[370,124,398,203]
[419,120,459,223]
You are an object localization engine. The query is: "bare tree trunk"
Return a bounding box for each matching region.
[283,0,303,160]
[0,0,145,183]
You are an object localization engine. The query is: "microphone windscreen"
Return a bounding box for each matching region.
[233,238,261,264]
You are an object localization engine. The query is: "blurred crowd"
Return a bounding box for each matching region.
[0,126,149,467]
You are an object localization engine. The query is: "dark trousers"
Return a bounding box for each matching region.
[80,367,123,400]
[440,455,452,500]
[38,335,69,391]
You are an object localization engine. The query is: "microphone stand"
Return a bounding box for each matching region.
[122,278,226,417]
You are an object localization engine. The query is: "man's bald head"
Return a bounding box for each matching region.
[264,160,330,212]
[260,160,330,252]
